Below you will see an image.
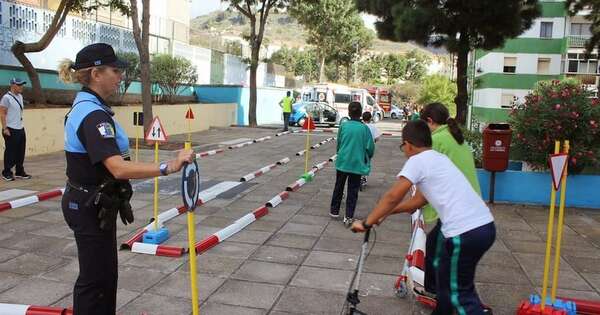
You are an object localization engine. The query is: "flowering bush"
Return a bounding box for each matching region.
[509,78,600,173]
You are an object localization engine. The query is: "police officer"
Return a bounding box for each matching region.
[58,43,194,315]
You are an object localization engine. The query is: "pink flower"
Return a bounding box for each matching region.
[555,104,561,110]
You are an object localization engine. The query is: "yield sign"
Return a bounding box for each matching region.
[549,153,568,190]
[145,116,169,142]
[185,107,195,119]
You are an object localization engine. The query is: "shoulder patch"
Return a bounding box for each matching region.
[97,122,115,138]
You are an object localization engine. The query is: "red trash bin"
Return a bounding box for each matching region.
[482,123,512,172]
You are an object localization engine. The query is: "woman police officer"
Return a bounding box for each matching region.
[58,43,194,314]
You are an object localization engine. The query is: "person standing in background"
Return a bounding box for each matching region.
[279,91,293,131]
[1,78,31,181]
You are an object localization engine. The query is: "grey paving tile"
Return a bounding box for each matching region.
[363,255,403,276]
[0,253,68,276]
[231,260,297,284]
[273,286,345,314]
[303,250,358,271]
[205,241,259,259]
[117,265,167,292]
[182,253,245,278]
[266,233,318,250]
[357,272,400,298]
[0,272,25,293]
[199,302,267,315]
[314,237,361,254]
[514,252,593,291]
[208,279,284,309]
[250,245,308,265]
[118,293,192,315]
[290,266,353,293]
[226,229,272,245]
[0,248,22,263]
[148,271,225,302]
[0,278,72,305]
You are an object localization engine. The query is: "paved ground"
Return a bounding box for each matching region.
[1,120,600,315]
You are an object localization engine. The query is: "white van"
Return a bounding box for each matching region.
[301,84,377,122]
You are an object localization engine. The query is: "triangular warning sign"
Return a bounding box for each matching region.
[145,116,169,142]
[549,153,568,190]
[185,107,195,119]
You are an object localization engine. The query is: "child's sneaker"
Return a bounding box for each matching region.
[2,173,14,181]
[343,217,354,227]
[329,210,340,218]
[15,172,31,180]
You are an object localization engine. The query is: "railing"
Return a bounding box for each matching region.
[568,35,592,48]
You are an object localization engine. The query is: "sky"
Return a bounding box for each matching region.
[190,0,377,30]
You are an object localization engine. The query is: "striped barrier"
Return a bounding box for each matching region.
[196,149,224,159]
[329,154,338,162]
[382,132,401,137]
[254,136,272,143]
[131,242,187,257]
[276,131,291,137]
[240,163,278,182]
[277,157,291,165]
[228,141,254,149]
[195,206,269,254]
[313,161,329,171]
[0,303,67,315]
[286,178,307,192]
[310,137,335,149]
[120,182,241,250]
[296,150,307,156]
[0,188,65,213]
[266,191,290,207]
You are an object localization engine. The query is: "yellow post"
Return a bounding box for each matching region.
[304,114,311,173]
[540,141,561,310]
[187,117,192,143]
[153,141,159,231]
[185,141,199,315]
[551,140,570,301]
[135,127,139,162]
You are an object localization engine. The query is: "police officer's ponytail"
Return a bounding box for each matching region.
[58,59,99,86]
[421,102,464,145]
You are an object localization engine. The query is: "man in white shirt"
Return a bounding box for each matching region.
[352,120,495,315]
[1,78,31,181]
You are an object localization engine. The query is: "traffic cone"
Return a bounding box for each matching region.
[302,116,315,130]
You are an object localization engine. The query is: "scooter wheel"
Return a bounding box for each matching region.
[394,281,408,298]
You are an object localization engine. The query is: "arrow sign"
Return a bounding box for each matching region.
[185,107,195,119]
[549,153,568,190]
[145,116,169,142]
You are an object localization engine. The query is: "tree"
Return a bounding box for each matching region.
[417,74,457,116]
[358,54,385,83]
[10,0,128,104]
[290,0,370,83]
[403,49,430,82]
[151,54,198,104]
[567,1,600,53]
[225,0,294,127]
[356,0,541,125]
[116,51,140,104]
[383,54,407,85]
[129,0,152,133]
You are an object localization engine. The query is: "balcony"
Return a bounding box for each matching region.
[568,35,592,48]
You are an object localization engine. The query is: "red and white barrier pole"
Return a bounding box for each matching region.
[195,206,268,254]
[240,163,278,182]
[131,242,187,257]
[254,136,272,143]
[196,149,224,159]
[313,161,329,171]
[266,191,290,207]
[296,149,306,156]
[407,210,427,287]
[286,178,307,192]
[277,157,290,165]
[0,303,66,315]
[228,141,254,149]
[0,188,65,213]
[276,131,291,137]
[329,154,337,162]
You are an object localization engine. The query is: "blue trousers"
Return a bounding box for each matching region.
[432,222,496,315]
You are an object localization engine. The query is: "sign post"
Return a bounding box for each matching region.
[133,112,144,162]
[182,140,200,315]
[144,116,169,232]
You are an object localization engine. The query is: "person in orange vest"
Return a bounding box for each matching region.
[279,91,293,131]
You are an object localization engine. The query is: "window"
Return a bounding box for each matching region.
[540,22,553,38]
[537,58,551,74]
[501,94,515,108]
[503,57,517,73]
[570,23,592,36]
[334,93,352,103]
[366,96,374,106]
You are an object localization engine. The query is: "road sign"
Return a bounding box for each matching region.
[549,153,568,190]
[182,160,200,212]
[145,116,169,142]
[185,107,195,119]
[133,112,144,126]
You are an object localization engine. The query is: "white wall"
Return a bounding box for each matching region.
[476,52,562,75]
[519,17,565,39]
[475,88,531,108]
[224,54,247,85]
[172,41,212,84]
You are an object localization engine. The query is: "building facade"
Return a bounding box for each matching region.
[471,0,597,125]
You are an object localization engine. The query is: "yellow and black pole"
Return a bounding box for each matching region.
[185,139,200,315]
[550,140,570,301]
[540,141,560,310]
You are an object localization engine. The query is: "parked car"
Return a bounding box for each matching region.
[390,104,403,119]
[290,101,340,127]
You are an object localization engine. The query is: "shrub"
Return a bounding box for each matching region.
[116,51,140,104]
[509,78,600,173]
[150,54,198,104]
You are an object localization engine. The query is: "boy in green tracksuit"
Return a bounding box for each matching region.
[330,101,375,226]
